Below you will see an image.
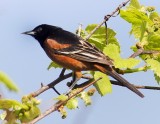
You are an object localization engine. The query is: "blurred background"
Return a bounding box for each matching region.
[0,0,160,124]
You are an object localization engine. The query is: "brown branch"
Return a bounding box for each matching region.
[110,80,160,90]
[129,48,160,58]
[59,68,66,77]
[84,0,131,41]
[29,76,160,123]
[31,72,94,97]
[129,48,144,58]
[27,78,102,124]
[142,50,160,55]
[74,77,160,90]
[31,72,72,97]
[79,76,160,90]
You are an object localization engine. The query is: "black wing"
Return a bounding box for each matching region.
[57,41,113,66]
[49,29,113,66]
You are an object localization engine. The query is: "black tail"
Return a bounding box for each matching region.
[106,70,144,98]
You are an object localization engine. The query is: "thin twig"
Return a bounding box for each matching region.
[129,48,160,58]
[31,72,72,97]
[74,79,93,89]
[84,0,131,41]
[74,77,160,90]
[77,23,83,36]
[110,80,160,90]
[129,48,144,58]
[142,50,160,55]
[117,66,148,74]
[27,78,102,124]
[52,87,61,95]
[59,68,66,77]
[31,72,92,97]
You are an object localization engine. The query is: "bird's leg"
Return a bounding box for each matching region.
[67,77,81,93]
[66,71,82,94]
[72,71,76,83]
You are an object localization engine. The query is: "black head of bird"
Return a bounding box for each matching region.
[22,24,61,45]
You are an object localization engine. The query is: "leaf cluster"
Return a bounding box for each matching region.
[120,0,160,83]
[55,88,95,118]
[0,96,40,123]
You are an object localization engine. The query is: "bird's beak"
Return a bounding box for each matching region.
[22,30,36,36]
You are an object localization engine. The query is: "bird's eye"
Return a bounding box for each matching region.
[37,27,42,32]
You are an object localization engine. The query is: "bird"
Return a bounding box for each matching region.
[22,24,144,98]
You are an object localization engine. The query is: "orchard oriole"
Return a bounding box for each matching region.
[23,24,144,98]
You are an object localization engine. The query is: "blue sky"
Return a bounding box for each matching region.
[0,0,160,124]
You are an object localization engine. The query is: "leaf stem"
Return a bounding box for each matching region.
[118,66,150,74]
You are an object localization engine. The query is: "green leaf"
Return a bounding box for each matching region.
[55,95,68,101]
[85,24,120,50]
[130,22,147,41]
[47,61,62,70]
[120,9,152,25]
[106,28,120,47]
[21,96,40,107]
[20,106,40,123]
[20,96,41,122]
[120,1,160,62]
[130,25,141,38]
[103,44,141,69]
[115,58,141,69]
[154,73,160,84]
[79,92,92,106]
[0,98,40,123]
[145,33,160,50]
[146,59,160,84]
[0,71,19,92]
[103,44,120,60]
[66,98,78,110]
[129,0,141,9]
[93,71,112,96]
[0,99,25,110]
[139,21,147,41]
[149,12,159,21]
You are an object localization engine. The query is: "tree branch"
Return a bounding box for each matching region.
[117,66,148,74]
[73,77,160,90]
[30,72,94,97]
[59,68,66,77]
[110,80,160,90]
[31,72,72,97]
[27,78,102,124]
[84,0,131,41]
[129,48,144,58]
[129,48,160,58]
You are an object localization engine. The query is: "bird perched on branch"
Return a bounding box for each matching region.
[22,24,144,98]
